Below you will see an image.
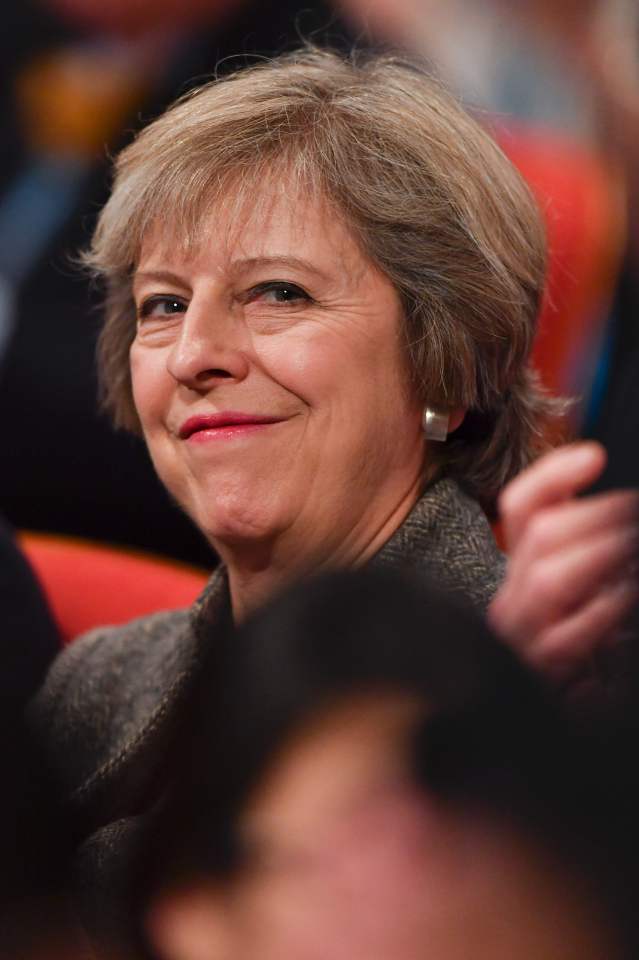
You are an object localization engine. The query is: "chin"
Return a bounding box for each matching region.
[190,483,289,549]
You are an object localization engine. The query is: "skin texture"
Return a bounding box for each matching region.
[147,697,618,960]
[131,188,427,619]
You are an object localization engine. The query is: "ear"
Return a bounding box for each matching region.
[448,408,466,433]
[145,882,233,960]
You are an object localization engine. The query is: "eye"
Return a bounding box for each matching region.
[246,280,313,305]
[137,295,188,320]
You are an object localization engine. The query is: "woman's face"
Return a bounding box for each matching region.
[130,186,425,562]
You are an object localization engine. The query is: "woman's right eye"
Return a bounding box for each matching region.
[137,295,188,320]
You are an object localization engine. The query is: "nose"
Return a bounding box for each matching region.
[166,298,250,390]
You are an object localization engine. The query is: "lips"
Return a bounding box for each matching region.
[178,412,287,440]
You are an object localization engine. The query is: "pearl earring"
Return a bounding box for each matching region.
[422,407,449,442]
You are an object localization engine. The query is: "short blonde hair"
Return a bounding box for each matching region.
[88,46,557,514]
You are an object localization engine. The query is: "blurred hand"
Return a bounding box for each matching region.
[489,442,639,683]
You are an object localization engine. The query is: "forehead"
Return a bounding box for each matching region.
[241,695,424,834]
[137,178,368,281]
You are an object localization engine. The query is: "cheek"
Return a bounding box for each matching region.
[254,330,344,407]
[254,322,412,420]
[129,344,170,430]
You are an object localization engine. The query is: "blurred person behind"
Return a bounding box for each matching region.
[338,0,598,133]
[0,701,89,960]
[0,0,353,565]
[136,567,637,960]
[0,519,71,955]
[508,1,639,493]
[0,517,60,711]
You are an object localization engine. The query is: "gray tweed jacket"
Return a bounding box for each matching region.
[33,477,504,952]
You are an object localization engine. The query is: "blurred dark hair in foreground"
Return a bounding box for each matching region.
[134,567,639,960]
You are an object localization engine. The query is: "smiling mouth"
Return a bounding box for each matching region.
[179,413,288,441]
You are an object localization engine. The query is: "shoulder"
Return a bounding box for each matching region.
[38,607,193,712]
[423,479,507,609]
[377,478,505,610]
[31,607,195,820]
[433,481,506,607]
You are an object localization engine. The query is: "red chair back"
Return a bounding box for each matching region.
[19,532,209,644]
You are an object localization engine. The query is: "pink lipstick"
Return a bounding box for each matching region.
[179,412,287,442]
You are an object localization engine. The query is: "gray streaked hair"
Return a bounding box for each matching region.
[87,46,558,514]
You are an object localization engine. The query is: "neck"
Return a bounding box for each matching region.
[217,474,425,623]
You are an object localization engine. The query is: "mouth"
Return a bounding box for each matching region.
[178,412,288,441]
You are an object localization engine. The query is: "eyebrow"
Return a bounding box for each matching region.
[231,256,332,283]
[133,269,190,291]
[133,256,333,289]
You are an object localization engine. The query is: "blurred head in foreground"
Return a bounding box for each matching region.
[139,568,636,960]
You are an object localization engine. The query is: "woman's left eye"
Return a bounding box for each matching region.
[246,281,312,305]
[137,295,188,320]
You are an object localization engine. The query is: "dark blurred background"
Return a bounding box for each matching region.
[1,0,637,568]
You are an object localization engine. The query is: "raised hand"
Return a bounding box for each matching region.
[488,442,639,682]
